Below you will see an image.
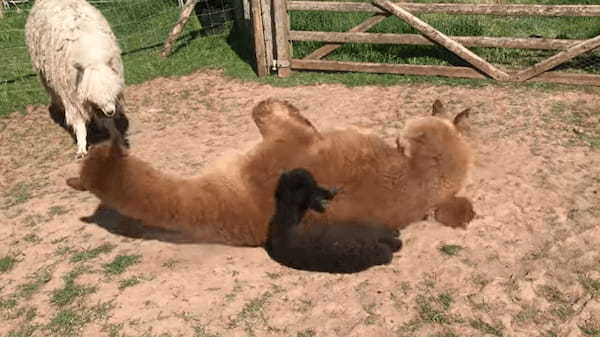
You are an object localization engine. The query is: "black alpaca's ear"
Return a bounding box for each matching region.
[432,99,446,117]
[453,108,471,133]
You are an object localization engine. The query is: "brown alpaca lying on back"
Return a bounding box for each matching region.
[66,98,474,246]
[254,98,476,230]
[66,100,319,246]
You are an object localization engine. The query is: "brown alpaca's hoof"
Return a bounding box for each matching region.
[66,177,87,191]
[434,196,475,229]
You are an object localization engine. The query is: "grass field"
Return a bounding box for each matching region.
[1,0,599,117]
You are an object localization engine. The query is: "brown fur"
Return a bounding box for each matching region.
[66,99,321,246]
[434,196,475,229]
[254,99,475,229]
[66,98,474,247]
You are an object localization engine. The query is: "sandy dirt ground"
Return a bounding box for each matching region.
[1,70,600,337]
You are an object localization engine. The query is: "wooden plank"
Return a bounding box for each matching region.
[292,58,488,79]
[291,59,600,86]
[513,34,600,81]
[250,0,268,76]
[532,71,600,86]
[260,0,275,70]
[288,1,600,17]
[160,0,199,58]
[273,0,291,77]
[373,0,509,80]
[291,30,590,52]
[305,14,388,60]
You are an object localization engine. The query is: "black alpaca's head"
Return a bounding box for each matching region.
[275,168,338,213]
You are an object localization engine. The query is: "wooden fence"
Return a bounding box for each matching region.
[250,0,600,86]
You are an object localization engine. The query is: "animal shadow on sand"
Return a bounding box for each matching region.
[265,168,402,274]
[80,204,193,244]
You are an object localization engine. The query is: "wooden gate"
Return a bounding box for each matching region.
[250,0,600,86]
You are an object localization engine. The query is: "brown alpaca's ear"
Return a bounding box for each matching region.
[453,108,471,133]
[66,177,87,191]
[432,99,446,117]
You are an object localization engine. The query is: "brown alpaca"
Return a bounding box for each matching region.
[66,99,474,246]
[253,99,475,230]
[66,99,321,246]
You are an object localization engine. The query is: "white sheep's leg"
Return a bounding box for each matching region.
[65,105,89,159]
[72,120,88,159]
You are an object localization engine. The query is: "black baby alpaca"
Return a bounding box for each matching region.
[265,168,402,273]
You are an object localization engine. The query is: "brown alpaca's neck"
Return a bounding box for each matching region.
[91,156,185,228]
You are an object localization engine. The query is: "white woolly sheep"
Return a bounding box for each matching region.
[25,0,128,158]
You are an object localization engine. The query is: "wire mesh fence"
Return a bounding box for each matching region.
[0,0,239,116]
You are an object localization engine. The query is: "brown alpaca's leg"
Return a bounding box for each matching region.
[251,99,321,141]
[66,177,87,191]
[434,196,475,229]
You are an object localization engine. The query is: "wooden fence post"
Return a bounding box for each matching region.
[260,0,275,71]
[273,0,291,77]
[251,0,269,76]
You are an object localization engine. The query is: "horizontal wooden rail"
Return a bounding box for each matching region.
[291,59,600,86]
[288,1,600,17]
[290,31,590,51]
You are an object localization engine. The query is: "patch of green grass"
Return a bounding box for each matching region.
[416,293,453,325]
[103,254,141,275]
[513,305,541,325]
[118,275,144,290]
[46,302,113,337]
[17,268,52,299]
[537,285,568,303]
[2,183,33,209]
[194,325,221,337]
[227,291,272,332]
[225,280,243,302]
[0,255,18,273]
[439,244,464,256]
[46,308,90,336]
[22,214,44,228]
[538,330,559,337]
[542,101,600,149]
[580,322,600,337]
[363,303,379,325]
[55,246,76,257]
[296,328,316,337]
[265,272,282,280]
[549,304,575,321]
[70,243,116,263]
[161,258,179,269]
[0,297,18,310]
[7,323,39,337]
[22,233,41,244]
[50,266,96,307]
[469,318,503,337]
[577,274,600,297]
[47,205,68,217]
